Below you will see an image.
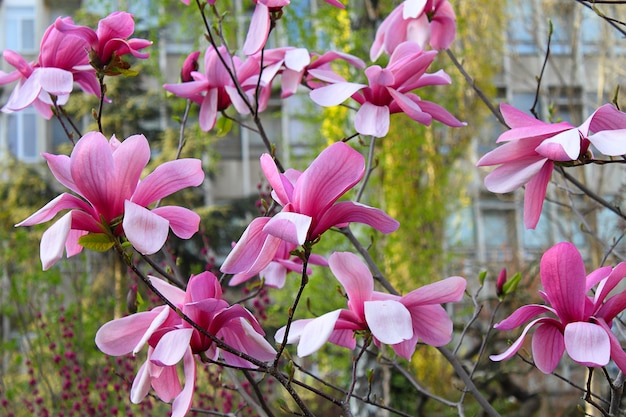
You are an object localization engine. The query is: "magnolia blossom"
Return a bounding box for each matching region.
[96,273,276,417]
[221,142,399,281]
[228,240,328,288]
[311,42,464,137]
[275,252,466,358]
[16,132,204,269]
[491,242,626,374]
[477,103,626,229]
[261,47,365,98]
[0,18,99,118]
[164,46,268,131]
[370,0,456,61]
[54,12,151,72]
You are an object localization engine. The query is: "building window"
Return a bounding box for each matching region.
[508,1,537,54]
[4,5,36,53]
[7,109,39,162]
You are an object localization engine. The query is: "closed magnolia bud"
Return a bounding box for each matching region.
[126,284,138,314]
[496,268,507,297]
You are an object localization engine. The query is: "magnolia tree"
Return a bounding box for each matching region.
[3,0,626,416]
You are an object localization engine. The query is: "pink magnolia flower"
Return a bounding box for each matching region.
[370,0,456,61]
[0,18,99,118]
[16,132,204,269]
[477,103,626,229]
[220,142,399,280]
[310,42,465,137]
[261,47,365,98]
[275,251,466,358]
[490,242,626,374]
[54,12,152,72]
[228,240,328,288]
[96,272,276,417]
[164,46,268,131]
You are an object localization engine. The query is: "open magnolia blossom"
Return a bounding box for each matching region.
[16,132,204,269]
[0,17,100,118]
[220,141,399,283]
[53,11,152,73]
[477,103,626,229]
[310,42,465,137]
[370,0,456,61]
[275,251,466,358]
[96,272,276,417]
[259,47,365,98]
[490,242,626,374]
[164,45,270,131]
[228,240,328,288]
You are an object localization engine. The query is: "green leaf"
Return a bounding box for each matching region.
[478,270,488,286]
[78,233,115,252]
[215,116,233,137]
[502,272,522,296]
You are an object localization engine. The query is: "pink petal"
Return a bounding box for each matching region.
[523,160,554,229]
[123,201,170,255]
[151,362,183,402]
[243,3,270,55]
[313,201,399,237]
[40,212,72,270]
[148,276,186,305]
[415,99,466,127]
[531,323,565,373]
[199,88,219,131]
[588,129,626,156]
[329,252,372,319]
[152,206,200,239]
[260,154,294,206]
[597,318,626,374]
[132,158,204,206]
[494,304,556,331]
[71,132,118,220]
[483,157,548,194]
[402,276,466,306]
[408,304,454,346]
[275,319,312,345]
[364,300,413,344]
[403,0,427,18]
[95,310,164,356]
[284,48,310,71]
[171,349,196,417]
[112,134,151,203]
[186,271,222,302]
[16,193,93,227]
[354,102,390,137]
[37,67,74,96]
[490,317,550,362]
[535,128,581,161]
[221,217,282,278]
[130,359,151,403]
[587,103,626,133]
[309,82,366,106]
[293,142,364,218]
[263,211,312,245]
[429,16,456,50]
[151,328,194,366]
[43,153,78,194]
[219,318,276,367]
[564,322,610,367]
[297,310,342,357]
[540,242,588,322]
